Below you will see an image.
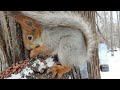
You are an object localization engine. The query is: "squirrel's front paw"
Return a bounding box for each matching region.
[30,49,38,58]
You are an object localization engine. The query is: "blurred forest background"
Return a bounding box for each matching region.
[96,11,120,54]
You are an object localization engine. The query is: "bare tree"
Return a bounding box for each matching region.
[104,11,109,41]
[110,11,114,56]
[117,11,120,49]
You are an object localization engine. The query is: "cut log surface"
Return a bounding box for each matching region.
[0,54,82,79]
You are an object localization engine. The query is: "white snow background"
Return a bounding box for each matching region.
[100,48,120,79]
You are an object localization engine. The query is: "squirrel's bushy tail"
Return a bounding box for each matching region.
[9,11,96,61]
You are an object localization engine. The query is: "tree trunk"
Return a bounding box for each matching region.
[110,11,114,56]
[79,11,100,79]
[0,11,29,68]
[104,11,109,43]
[0,11,100,79]
[118,11,120,49]
[0,34,8,71]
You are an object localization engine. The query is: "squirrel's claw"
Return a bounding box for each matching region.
[30,49,39,58]
[50,65,72,79]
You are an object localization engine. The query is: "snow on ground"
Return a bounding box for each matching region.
[101,48,120,79]
[6,67,33,79]
[5,57,54,79]
[45,57,55,67]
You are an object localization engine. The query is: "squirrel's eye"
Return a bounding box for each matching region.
[27,35,33,40]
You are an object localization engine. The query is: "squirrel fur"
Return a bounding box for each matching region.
[8,11,95,66]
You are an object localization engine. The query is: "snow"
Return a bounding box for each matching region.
[6,73,25,79]
[101,48,120,79]
[38,62,46,71]
[5,57,54,79]
[98,43,109,65]
[45,57,54,67]
[32,57,54,72]
[32,59,46,71]
[21,67,33,76]
[32,60,41,67]
[6,67,33,79]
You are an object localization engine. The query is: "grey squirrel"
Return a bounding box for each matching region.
[8,11,95,66]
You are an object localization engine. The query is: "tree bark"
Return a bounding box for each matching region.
[0,34,8,71]
[0,11,29,68]
[110,11,114,56]
[117,11,120,50]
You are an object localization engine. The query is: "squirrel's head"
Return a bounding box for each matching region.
[14,15,42,50]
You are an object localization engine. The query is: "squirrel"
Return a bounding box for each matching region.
[8,11,95,78]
